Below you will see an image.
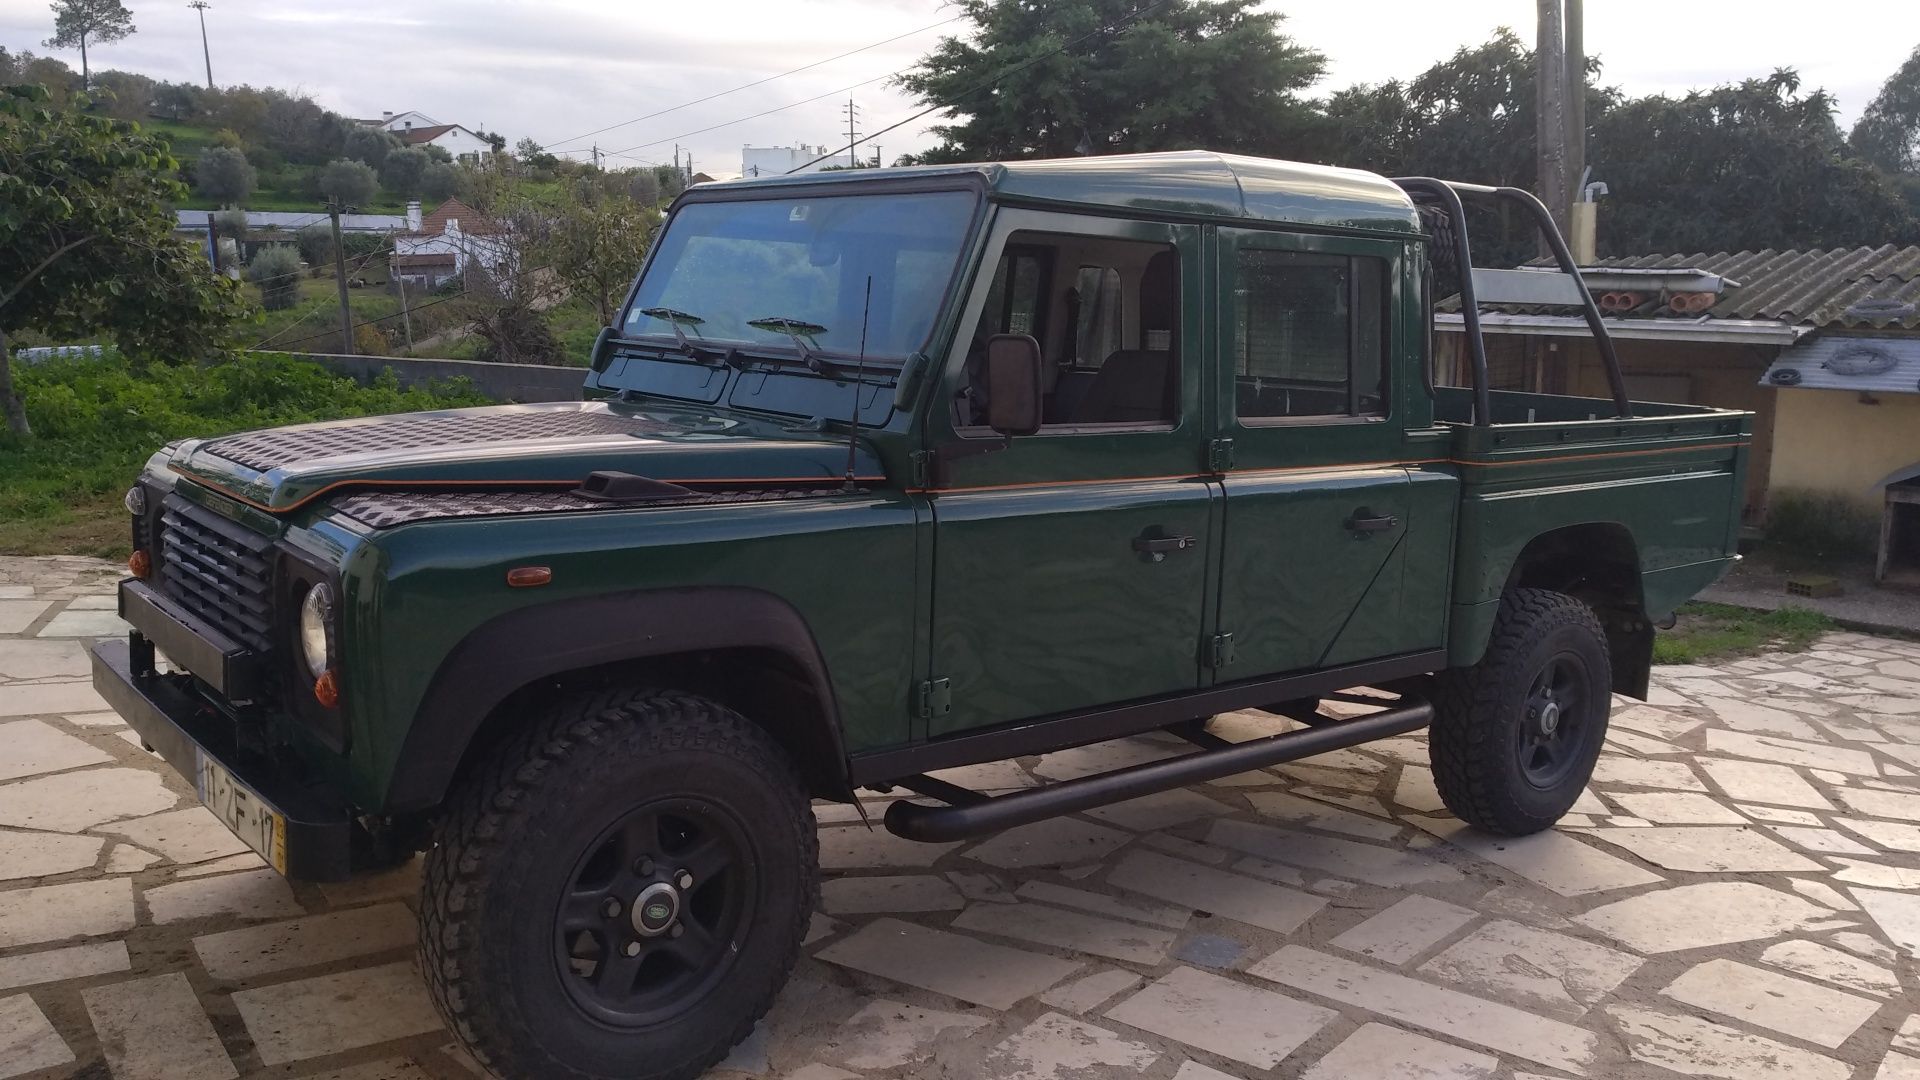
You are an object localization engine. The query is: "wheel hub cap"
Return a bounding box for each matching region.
[1538,700,1561,737]
[630,881,680,937]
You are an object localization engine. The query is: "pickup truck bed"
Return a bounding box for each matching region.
[1429,386,1749,672]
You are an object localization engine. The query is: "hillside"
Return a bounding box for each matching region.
[0,55,475,215]
[139,119,406,214]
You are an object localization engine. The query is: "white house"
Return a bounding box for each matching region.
[390,198,512,291]
[361,109,440,132]
[362,110,494,165]
[741,144,835,178]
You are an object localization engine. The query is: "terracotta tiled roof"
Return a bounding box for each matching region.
[412,198,501,237]
[400,124,459,145]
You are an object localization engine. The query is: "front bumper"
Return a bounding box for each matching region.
[90,637,354,881]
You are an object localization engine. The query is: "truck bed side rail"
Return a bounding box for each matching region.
[1391,178,1631,427]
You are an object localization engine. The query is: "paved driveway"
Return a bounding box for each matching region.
[3,554,1920,1079]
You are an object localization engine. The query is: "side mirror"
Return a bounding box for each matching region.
[589,325,616,372]
[985,333,1044,436]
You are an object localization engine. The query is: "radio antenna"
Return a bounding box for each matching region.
[844,275,872,490]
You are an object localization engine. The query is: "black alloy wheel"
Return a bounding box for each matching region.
[555,797,756,1027]
[1516,653,1594,790]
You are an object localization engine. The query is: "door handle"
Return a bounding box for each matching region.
[1345,508,1399,535]
[1133,531,1197,562]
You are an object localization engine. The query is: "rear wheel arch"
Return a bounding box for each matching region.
[1473,523,1653,698]
[386,587,852,814]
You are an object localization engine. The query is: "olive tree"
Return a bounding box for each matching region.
[0,85,246,434]
[194,145,257,207]
[317,157,378,209]
[247,246,303,310]
[380,146,431,198]
[420,160,462,201]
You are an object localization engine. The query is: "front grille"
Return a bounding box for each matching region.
[157,496,276,654]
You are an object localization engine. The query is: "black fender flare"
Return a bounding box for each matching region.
[382,586,847,812]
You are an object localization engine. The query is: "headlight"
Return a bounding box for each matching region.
[299,583,334,676]
[123,485,147,515]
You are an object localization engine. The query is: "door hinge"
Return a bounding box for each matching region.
[908,450,934,488]
[1205,632,1236,670]
[918,678,952,720]
[1207,437,1236,472]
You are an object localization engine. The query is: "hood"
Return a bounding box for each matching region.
[167,401,887,512]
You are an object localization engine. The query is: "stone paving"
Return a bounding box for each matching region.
[4,552,1920,1078]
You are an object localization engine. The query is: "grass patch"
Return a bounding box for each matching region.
[1653,601,1833,665]
[244,277,406,352]
[0,351,493,558]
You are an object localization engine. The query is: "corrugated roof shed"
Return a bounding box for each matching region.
[1521,246,1920,330]
[1760,336,1920,395]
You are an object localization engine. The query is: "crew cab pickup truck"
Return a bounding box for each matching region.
[92,152,1748,1080]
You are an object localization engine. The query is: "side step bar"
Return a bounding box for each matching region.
[883,700,1433,843]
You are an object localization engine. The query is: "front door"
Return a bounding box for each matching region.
[1214,227,1419,677]
[925,209,1215,736]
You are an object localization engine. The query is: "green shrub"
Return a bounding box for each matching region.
[296,223,333,269]
[341,232,390,260]
[1765,490,1881,562]
[247,246,304,310]
[0,350,493,556]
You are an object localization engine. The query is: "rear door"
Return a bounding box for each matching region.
[923,208,1216,736]
[1214,227,1418,676]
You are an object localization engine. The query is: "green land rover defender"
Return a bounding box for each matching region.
[93,152,1748,1079]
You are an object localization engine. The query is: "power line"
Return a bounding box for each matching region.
[541,15,961,151]
[245,247,405,349]
[605,67,898,159]
[789,0,1177,174]
[265,260,559,351]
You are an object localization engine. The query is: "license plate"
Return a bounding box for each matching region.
[197,752,287,874]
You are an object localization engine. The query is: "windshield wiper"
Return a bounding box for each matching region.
[746,315,831,372]
[636,307,726,363]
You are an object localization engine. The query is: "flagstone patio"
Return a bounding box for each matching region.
[2,553,1919,1079]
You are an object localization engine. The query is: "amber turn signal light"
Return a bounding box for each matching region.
[506,566,552,588]
[313,669,340,708]
[128,549,151,579]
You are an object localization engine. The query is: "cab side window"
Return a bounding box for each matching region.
[1233,250,1387,420]
[957,232,1180,430]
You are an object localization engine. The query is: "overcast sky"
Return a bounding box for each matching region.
[2,0,1911,179]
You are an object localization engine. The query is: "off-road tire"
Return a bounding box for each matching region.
[1430,588,1611,836]
[420,688,817,1080]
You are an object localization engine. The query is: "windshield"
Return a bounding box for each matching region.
[621,190,976,361]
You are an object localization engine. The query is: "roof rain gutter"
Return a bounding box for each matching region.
[1435,312,1809,345]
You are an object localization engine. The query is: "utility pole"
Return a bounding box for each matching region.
[1535,0,1570,248]
[591,143,601,170]
[396,268,414,354]
[843,99,861,167]
[1565,0,1586,212]
[328,201,354,354]
[188,1,214,90]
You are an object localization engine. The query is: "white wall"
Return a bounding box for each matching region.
[741,144,832,178]
[427,127,494,164]
[378,110,439,133]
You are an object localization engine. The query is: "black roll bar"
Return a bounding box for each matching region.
[1391,177,1632,425]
